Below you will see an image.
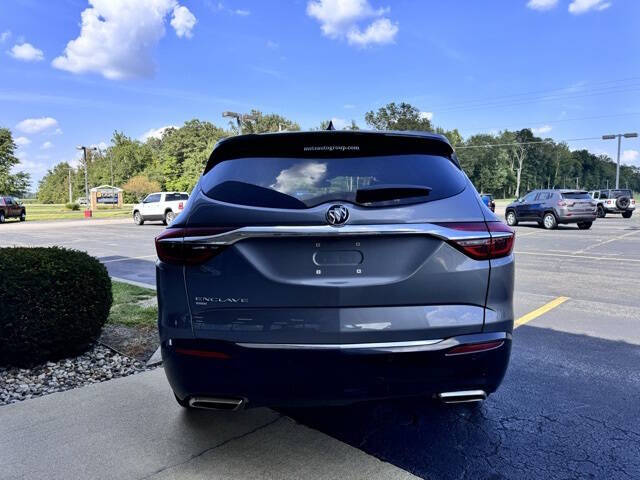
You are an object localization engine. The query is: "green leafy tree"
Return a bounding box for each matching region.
[0,128,31,196]
[37,163,76,204]
[233,110,300,134]
[122,175,161,202]
[364,102,433,131]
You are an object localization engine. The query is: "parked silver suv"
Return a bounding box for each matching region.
[506,189,597,230]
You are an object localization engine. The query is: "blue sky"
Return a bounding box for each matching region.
[1,0,639,187]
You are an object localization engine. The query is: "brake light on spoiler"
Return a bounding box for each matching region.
[435,222,515,260]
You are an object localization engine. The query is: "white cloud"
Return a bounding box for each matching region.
[266,40,279,49]
[419,111,433,121]
[171,5,197,38]
[234,9,251,15]
[14,136,31,146]
[532,125,553,135]
[8,42,44,62]
[307,0,398,47]
[272,161,328,194]
[52,0,197,80]
[621,149,639,166]
[41,141,53,150]
[0,31,11,43]
[16,117,59,134]
[568,0,611,14]
[526,0,558,10]
[140,125,177,141]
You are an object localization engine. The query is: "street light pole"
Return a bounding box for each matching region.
[76,145,97,208]
[602,132,638,189]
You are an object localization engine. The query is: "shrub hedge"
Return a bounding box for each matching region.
[0,247,112,366]
[64,203,80,210]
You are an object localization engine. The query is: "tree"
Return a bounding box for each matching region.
[37,163,76,204]
[0,128,31,196]
[234,110,300,134]
[364,102,433,131]
[122,175,161,202]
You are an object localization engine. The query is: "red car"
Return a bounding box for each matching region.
[0,196,26,223]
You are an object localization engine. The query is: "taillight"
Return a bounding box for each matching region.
[155,227,233,265]
[178,202,184,210]
[632,199,636,205]
[446,340,505,356]
[557,200,567,207]
[436,222,515,260]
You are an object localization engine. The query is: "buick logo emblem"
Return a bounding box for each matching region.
[326,205,349,226]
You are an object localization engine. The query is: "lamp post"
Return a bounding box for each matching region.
[222,111,258,135]
[76,145,97,211]
[602,133,638,189]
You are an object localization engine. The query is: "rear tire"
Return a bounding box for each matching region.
[543,212,557,230]
[164,210,176,225]
[0,211,5,223]
[506,210,518,226]
[622,211,632,219]
[597,205,605,218]
[19,211,26,222]
[133,211,144,225]
[577,221,592,230]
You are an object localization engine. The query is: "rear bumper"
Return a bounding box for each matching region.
[556,213,597,223]
[603,207,634,213]
[162,331,512,408]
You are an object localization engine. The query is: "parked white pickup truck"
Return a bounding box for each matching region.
[132,192,189,225]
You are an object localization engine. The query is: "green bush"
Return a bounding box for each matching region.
[0,247,112,366]
[64,202,80,210]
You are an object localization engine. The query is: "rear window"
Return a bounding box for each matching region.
[610,189,632,198]
[201,154,466,209]
[561,192,591,200]
[166,193,189,201]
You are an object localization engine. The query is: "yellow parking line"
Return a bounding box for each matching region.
[515,296,570,328]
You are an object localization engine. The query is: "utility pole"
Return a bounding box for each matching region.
[68,168,73,203]
[222,111,258,135]
[76,145,97,210]
[602,132,638,188]
[576,177,579,189]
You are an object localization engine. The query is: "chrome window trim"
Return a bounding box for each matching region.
[158,223,512,246]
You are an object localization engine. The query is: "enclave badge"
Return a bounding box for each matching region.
[326,205,349,226]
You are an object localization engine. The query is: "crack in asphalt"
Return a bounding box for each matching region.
[137,415,283,479]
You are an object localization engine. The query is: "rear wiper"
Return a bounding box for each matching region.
[355,184,432,204]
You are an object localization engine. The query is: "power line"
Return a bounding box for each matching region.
[455,136,602,149]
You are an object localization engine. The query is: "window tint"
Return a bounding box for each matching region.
[535,192,551,201]
[600,191,608,199]
[5,197,14,205]
[145,194,161,203]
[561,192,591,200]
[202,154,466,209]
[523,192,537,202]
[610,189,632,198]
[165,193,188,202]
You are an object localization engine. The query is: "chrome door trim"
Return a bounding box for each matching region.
[157,223,512,246]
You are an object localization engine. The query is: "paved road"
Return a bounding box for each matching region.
[1,214,639,478]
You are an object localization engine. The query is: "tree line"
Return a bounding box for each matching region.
[2,103,638,203]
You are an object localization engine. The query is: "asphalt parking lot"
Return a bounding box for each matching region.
[1,213,639,479]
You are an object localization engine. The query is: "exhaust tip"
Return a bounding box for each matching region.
[188,396,245,411]
[438,390,487,404]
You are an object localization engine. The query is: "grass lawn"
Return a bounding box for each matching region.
[108,281,157,327]
[23,204,133,221]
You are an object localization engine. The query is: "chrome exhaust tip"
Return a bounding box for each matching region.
[438,390,487,404]
[188,396,245,411]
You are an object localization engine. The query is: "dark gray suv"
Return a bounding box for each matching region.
[155,130,515,411]
[506,189,597,230]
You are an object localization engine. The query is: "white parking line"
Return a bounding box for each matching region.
[574,229,640,254]
[101,254,157,263]
[515,250,640,263]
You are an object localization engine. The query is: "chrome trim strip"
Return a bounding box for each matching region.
[236,338,444,350]
[438,390,487,403]
[158,223,511,246]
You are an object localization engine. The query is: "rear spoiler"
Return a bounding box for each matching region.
[203,130,457,174]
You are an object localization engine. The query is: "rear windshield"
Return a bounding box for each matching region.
[561,192,591,200]
[201,154,466,209]
[166,193,189,201]
[610,189,632,198]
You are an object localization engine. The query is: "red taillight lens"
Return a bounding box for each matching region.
[446,340,505,356]
[436,222,515,260]
[155,227,233,265]
[178,202,184,210]
[174,348,230,359]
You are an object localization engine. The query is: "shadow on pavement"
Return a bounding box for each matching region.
[282,326,640,479]
[100,255,156,286]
